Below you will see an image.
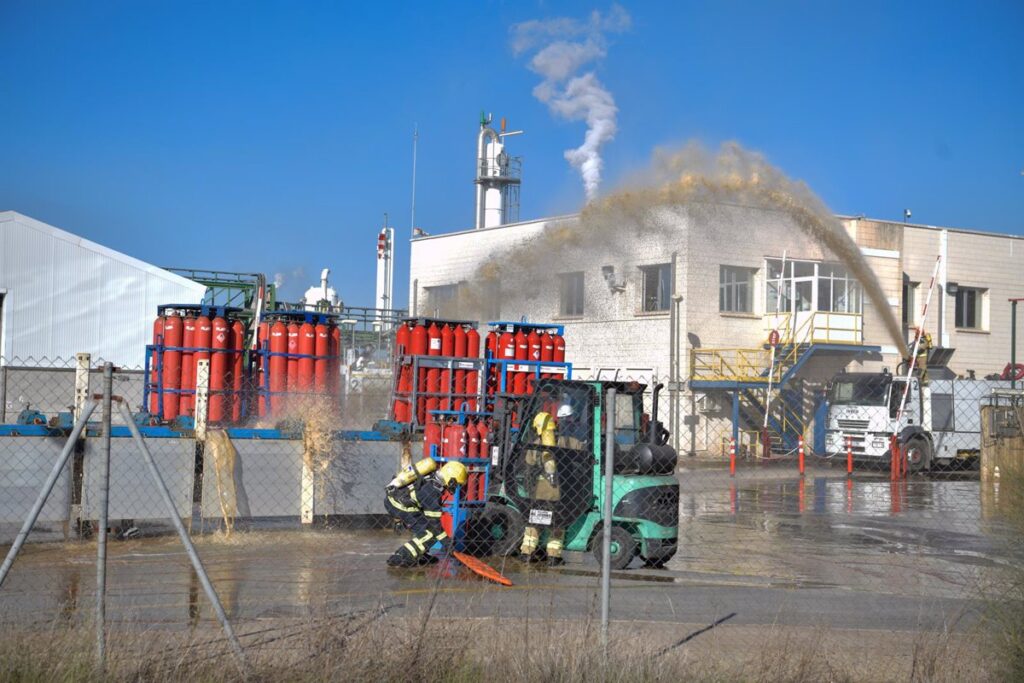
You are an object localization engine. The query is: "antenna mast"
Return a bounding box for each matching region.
[411,124,418,237]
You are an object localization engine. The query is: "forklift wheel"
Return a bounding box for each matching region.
[593,526,637,570]
[462,502,524,558]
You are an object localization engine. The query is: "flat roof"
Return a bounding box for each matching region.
[410,208,1022,243]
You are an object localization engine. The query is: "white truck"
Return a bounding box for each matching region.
[823,369,1009,472]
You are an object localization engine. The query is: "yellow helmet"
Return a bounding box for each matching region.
[438,461,469,489]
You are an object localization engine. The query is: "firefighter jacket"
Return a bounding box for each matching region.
[386,476,446,536]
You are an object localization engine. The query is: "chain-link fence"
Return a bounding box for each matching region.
[1,354,1022,681]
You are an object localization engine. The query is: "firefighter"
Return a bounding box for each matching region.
[384,459,469,568]
[520,392,583,566]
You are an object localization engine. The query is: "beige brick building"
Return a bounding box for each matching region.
[409,207,1023,454]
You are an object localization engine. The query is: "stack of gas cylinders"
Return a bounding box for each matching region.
[391,318,483,427]
[148,305,247,423]
[423,416,491,502]
[252,311,342,417]
[484,322,566,400]
[147,306,343,425]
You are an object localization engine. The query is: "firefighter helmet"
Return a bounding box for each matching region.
[437,461,469,489]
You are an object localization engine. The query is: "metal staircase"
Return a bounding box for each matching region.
[689,312,880,456]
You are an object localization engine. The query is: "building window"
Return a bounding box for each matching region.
[719,266,754,313]
[764,259,862,315]
[425,283,461,317]
[954,287,985,329]
[640,263,671,312]
[902,276,918,326]
[818,263,862,314]
[559,272,584,317]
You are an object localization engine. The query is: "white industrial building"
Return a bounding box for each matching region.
[407,117,1024,455]
[0,211,206,367]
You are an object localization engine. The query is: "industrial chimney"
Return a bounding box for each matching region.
[474,112,522,229]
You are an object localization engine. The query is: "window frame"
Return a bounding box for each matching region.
[954,286,985,330]
[558,271,585,317]
[424,283,462,317]
[719,265,755,313]
[639,263,671,313]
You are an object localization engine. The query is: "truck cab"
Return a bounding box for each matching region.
[824,370,931,469]
[824,369,1006,471]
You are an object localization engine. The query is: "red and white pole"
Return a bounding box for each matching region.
[846,435,853,476]
[798,435,805,476]
[729,437,736,477]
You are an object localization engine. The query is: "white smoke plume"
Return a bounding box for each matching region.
[511,5,630,201]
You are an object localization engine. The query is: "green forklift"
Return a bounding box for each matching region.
[465,379,679,569]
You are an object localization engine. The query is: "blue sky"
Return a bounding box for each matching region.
[1,1,1021,307]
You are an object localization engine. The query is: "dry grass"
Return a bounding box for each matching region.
[0,608,998,683]
[979,462,1024,682]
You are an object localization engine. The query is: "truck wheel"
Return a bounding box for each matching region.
[592,526,637,570]
[463,502,524,557]
[904,437,932,474]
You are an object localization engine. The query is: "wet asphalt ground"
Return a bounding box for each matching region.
[0,464,1018,645]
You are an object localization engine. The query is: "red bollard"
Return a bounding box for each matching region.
[846,435,853,476]
[729,437,736,477]
[889,435,899,481]
[798,435,805,477]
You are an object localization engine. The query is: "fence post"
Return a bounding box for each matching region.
[601,387,616,659]
[194,360,210,442]
[798,435,805,476]
[0,363,7,423]
[74,353,91,422]
[95,362,113,667]
[729,437,736,477]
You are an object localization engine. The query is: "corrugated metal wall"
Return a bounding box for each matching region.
[0,211,207,367]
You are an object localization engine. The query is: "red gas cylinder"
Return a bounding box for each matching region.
[298,322,315,392]
[231,320,245,422]
[286,322,300,394]
[257,321,269,416]
[411,324,428,424]
[393,322,412,422]
[439,324,454,410]
[526,329,542,393]
[425,323,442,421]
[512,329,529,395]
[497,330,515,394]
[149,316,164,415]
[485,330,498,395]
[209,317,230,423]
[466,419,480,459]
[329,325,341,395]
[179,317,196,417]
[161,314,183,421]
[269,321,288,414]
[478,419,490,460]
[442,421,467,460]
[423,419,442,458]
[193,315,212,417]
[464,327,481,410]
[314,323,329,394]
[540,332,554,379]
[452,325,468,412]
[395,321,411,358]
[477,418,491,501]
[553,333,566,377]
[427,323,442,355]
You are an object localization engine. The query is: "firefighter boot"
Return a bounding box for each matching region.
[546,528,565,566]
[386,546,420,568]
[520,526,542,562]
